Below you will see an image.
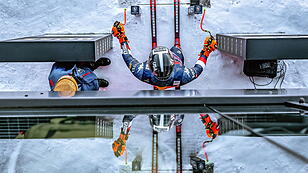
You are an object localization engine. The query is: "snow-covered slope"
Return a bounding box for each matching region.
[0,114,307,173]
[0,0,308,90]
[0,0,308,173]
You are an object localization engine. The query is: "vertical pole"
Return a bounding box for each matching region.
[176,125,182,173]
[152,131,158,173]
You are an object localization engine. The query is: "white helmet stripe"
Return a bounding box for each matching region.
[158,52,164,72]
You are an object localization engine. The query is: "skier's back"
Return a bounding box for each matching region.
[112,21,217,90]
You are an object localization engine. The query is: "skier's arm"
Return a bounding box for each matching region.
[121,45,145,80]
[112,21,145,80]
[112,115,136,157]
[181,37,217,85]
[121,115,136,135]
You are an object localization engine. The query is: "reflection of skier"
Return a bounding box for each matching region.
[48,58,111,95]
[111,21,217,90]
[200,114,220,140]
[112,114,220,157]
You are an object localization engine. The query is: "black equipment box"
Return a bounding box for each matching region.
[243,60,278,78]
[217,34,308,60]
[190,0,200,6]
[0,33,113,62]
[194,5,203,14]
[190,155,214,173]
[131,6,141,15]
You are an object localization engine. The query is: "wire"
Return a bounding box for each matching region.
[249,60,287,89]
[280,61,287,88]
[200,9,213,38]
[202,142,209,162]
[274,61,287,89]
[123,8,127,25]
[249,76,274,89]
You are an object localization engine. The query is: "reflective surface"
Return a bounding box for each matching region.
[0,112,307,173]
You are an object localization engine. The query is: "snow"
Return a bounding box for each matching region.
[0,0,308,172]
[0,115,307,173]
[1,0,308,90]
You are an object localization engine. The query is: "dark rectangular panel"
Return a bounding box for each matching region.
[217,34,308,60]
[0,33,113,62]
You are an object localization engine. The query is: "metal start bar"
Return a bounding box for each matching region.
[0,89,307,116]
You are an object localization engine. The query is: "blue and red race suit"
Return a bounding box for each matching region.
[122,45,208,89]
[48,63,99,91]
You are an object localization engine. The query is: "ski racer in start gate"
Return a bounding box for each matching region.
[112,114,220,157]
[111,21,217,90]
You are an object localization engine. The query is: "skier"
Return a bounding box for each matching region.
[111,21,217,90]
[49,58,111,96]
[112,114,219,157]
[112,114,183,157]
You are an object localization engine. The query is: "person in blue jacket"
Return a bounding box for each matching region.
[112,21,217,90]
[48,58,111,95]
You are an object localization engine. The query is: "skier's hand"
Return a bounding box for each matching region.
[112,137,126,157]
[200,36,217,57]
[112,131,129,157]
[112,21,128,45]
[112,21,125,37]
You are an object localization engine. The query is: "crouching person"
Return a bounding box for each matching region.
[49,58,111,95]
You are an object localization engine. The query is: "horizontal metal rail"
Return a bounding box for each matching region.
[0,89,306,116]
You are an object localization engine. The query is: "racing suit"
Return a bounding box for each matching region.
[48,62,99,91]
[122,45,208,90]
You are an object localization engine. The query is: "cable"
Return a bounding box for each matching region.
[274,61,286,89]
[249,60,287,89]
[202,142,209,162]
[279,61,287,88]
[249,76,274,89]
[200,9,213,38]
[123,8,127,25]
[206,106,308,164]
[273,62,283,89]
[274,61,287,89]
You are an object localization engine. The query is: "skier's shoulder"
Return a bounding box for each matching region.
[142,61,154,77]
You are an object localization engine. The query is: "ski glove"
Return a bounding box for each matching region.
[112,130,129,157]
[112,137,127,157]
[200,36,217,57]
[200,114,220,139]
[112,21,129,45]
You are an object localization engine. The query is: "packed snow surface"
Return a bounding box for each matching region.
[0,0,308,90]
[0,0,308,172]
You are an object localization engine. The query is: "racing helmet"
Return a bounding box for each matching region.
[148,46,174,80]
[149,114,177,133]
